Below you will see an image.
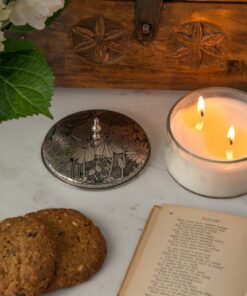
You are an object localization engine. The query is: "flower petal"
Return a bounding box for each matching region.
[110,142,123,154]
[8,0,65,30]
[88,169,95,176]
[192,48,203,67]
[118,158,126,169]
[192,22,203,41]
[174,32,193,45]
[73,26,95,40]
[0,30,5,52]
[202,33,225,46]
[105,143,113,158]
[175,46,191,58]
[74,40,96,51]
[104,29,124,41]
[202,46,225,57]
[95,16,105,38]
[95,44,108,63]
[107,41,125,54]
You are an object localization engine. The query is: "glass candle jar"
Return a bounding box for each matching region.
[165,87,247,198]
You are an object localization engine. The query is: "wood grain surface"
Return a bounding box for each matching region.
[24,0,247,90]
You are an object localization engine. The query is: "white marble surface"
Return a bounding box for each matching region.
[0,88,246,296]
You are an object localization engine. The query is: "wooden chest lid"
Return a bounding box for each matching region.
[23,0,247,90]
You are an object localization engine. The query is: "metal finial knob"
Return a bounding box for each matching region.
[91,118,102,142]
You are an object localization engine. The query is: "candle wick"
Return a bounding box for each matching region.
[229,139,233,146]
[200,110,204,117]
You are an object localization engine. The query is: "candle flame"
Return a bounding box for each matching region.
[195,96,205,131]
[227,125,235,146]
[226,125,235,160]
[198,96,205,117]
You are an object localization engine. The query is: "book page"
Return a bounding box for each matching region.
[119,205,247,296]
[119,206,162,295]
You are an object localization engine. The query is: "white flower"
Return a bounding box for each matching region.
[0,1,10,23]
[8,0,65,30]
[0,1,10,53]
[0,29,5,52]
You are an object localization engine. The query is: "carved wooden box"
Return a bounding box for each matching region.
[25,0,247,90]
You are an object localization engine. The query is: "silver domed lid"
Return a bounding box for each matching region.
[41,110,151,190]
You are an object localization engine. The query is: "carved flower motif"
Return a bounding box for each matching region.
[72,16,129,64]
[171,22,227,68]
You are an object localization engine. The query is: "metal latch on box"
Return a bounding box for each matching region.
[135,0,163,44]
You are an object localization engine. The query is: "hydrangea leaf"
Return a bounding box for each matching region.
[0,39,54,121]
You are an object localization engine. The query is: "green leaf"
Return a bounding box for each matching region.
[6,24,35,33]
[3,39,32,52]
[3,38,45,62]
[0,39,54,121]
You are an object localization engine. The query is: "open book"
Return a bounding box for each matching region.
[119,205,247,296]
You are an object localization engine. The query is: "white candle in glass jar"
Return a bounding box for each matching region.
[165,88,247,198]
